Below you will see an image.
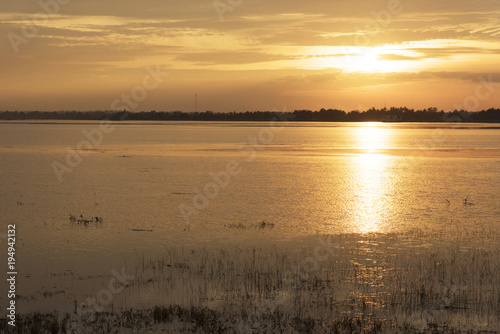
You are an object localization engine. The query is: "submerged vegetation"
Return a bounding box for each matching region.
[225,221,275,229]
[3,231,498,333]
[69,214,103,226]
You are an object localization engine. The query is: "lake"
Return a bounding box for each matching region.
[1,120,500,332]
[0,120,499,274]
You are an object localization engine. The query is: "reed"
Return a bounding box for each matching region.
[2,231,498,333]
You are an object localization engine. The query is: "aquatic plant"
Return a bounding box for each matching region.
[68,214,103,226]
[4,231,499,333]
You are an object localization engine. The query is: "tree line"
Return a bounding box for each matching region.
[0,107,499,122]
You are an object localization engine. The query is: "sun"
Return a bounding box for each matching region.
[338,47,417,73]
[341,49,388,73]
[352,52,381,72]
[301,45,423,73]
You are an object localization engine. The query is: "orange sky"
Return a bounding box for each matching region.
[1,0,499,112]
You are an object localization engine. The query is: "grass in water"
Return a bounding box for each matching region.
[2,230,498,333]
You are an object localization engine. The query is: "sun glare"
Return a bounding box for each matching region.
[304,46,423,73]
[345,123,395,233]
[341,49,413,73]
[349,153,392,233]
[348,52,383,72]
[355,122,390,152]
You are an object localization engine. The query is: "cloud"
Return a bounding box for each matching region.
[174,51,298,65]
[378,54,422,61]
[415,71,500,83]
[1,0,500,110]
[406,47,500,59]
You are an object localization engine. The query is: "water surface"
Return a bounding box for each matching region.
[0,121,499,274]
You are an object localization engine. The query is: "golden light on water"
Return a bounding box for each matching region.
[347,123,394,233]
[349,154,391,233]
[355,122,389,153]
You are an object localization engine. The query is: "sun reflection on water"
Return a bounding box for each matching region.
[347,124,394,233]
[354,122,389,153]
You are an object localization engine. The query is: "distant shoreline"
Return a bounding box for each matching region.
[0,108,499,122]
[1,120,500,125]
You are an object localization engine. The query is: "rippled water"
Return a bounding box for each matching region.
[0,121,499,274]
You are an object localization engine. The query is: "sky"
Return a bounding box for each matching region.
[1,0,499,112]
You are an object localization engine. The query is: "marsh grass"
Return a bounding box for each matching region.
[69,214,103,226]
[225,221,275,229]
[2,231,499,333]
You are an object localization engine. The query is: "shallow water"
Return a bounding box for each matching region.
[0,121,499,275]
